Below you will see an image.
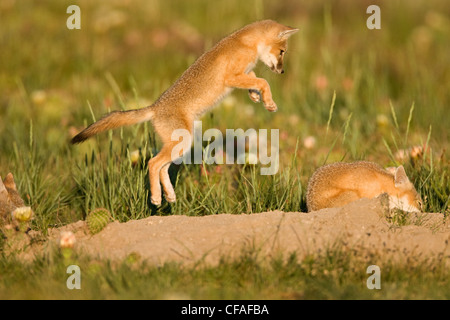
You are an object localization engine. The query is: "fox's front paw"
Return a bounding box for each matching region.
[264,100,278,112]
[248,89,261,103]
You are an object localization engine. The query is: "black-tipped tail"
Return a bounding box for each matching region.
[70,107,154,145]
[71,132,89,144]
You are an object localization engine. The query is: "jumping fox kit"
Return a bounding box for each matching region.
[71,20,298,205]
[306,161,423,213]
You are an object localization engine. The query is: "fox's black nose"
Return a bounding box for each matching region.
[280,69,284,74]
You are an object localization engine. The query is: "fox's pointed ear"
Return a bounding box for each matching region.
[394,165,410,188]
[278,28,299,40]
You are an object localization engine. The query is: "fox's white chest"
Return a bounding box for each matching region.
[257,44,277,70]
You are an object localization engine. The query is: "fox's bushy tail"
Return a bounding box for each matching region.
[71,106,154,144]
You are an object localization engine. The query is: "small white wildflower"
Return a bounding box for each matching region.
[237,152,258,165]
[222,95,237,109]
[130,150,140,164]
[394,149,409,162]
[31,90,47,105]
[376,114,389,128]
[303,136,317,149]
[59,231,76,249]
[410,145,423,159]
[11,206,33,222]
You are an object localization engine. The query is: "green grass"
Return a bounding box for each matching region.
[1,245,449,300]
[0,0,449,299]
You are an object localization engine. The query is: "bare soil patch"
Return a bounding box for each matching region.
[33,197,450,265]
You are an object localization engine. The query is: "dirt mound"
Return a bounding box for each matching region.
[42,197,449,265]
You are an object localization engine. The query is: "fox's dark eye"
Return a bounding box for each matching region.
[280,50,285,55]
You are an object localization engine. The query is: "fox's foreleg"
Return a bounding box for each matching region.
[246,72,261,103]
[225,73,277,112]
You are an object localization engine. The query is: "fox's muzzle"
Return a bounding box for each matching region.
[274,60,284,74]
[271,65,284,74]
[274,68,284,74]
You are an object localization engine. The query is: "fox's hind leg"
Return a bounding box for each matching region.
[148,119,192,205]
[160,163,176,203]
[148,143,176,206]
[327,190,360,209]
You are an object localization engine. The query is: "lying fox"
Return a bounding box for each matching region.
[71,20,298,205]
[306,161,423,213]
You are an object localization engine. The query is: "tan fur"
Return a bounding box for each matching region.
[71,20,298,205]
[0,173,25,218]
[306,161,422,212]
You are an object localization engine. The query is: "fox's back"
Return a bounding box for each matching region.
[155,27,246,114]
[154,42,233,115]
